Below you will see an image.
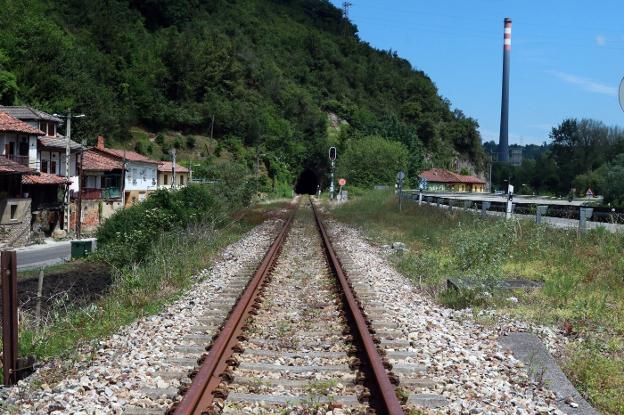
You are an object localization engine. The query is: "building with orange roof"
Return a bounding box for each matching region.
[157,161,189,189]
[418,168,486,193]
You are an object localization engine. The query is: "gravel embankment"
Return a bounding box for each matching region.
[1,218,282,414]
[326,219,567,415]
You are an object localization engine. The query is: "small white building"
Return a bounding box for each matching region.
[92,136,159,207]
[157,161,189,189]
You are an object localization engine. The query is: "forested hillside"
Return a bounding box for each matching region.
[0,0,484,188]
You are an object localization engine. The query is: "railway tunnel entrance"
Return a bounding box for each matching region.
[294,169,319,195]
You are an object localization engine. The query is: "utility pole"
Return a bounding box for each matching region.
[121,147,127,207]
[76,139,86,239]
[170,149,176,189]
[65,111,71,231]
[329,147,336,200]
[54,110,85,233]
[342,1,352,37]
[488,152,493,192]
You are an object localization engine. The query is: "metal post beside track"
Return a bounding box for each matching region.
[2,250,18,386]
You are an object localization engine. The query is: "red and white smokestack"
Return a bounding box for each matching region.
[498,17,512,162]
[504,18,512,50]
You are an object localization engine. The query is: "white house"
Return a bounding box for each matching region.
[92,136,159,207]
[0,112,41,170]
[0,106,81,192]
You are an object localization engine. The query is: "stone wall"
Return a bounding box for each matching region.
[0,198,31,249]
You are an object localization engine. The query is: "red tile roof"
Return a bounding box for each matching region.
[82,149,124,171]
[98,147,159,164]
[419,168,485,185]
[158,161,189,173]
[0,157,36,174]
[22,172,71,185]
[0,112,45,135]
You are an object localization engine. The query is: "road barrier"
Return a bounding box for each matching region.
[403,192,623,233]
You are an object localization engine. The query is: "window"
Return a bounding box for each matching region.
[10,204,17,220]
[48,122,55,136]
[50,160,57,174]
[41,160,48,173]
[180,175,184,185]
[163,174,168,185]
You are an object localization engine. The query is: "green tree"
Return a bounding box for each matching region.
[598,155,624,206]
[0,50,17,105]
[337,135,409,187]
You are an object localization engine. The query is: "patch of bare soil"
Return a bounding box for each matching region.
[2,261,112,314]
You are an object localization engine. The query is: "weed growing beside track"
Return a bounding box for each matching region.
[331,190,624,415]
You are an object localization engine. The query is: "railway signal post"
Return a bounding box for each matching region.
[329,147,337,200]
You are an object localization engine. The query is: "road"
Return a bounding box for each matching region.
[14,238,96,270]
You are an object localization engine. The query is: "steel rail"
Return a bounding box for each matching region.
[310,199,405,415]
[173,205,297,415]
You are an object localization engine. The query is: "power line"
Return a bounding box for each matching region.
[342,1,353,37]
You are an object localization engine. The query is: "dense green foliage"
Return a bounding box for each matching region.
[0,0,483,186]
[489,119,624,203]
[96,177,253,267]
[337,136,409,186]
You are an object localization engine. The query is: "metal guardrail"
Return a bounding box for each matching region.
[403,192,623,233]
[404,192,624,225]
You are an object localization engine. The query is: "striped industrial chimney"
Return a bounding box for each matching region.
[498,17,512,162]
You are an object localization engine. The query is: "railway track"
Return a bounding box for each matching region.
[161,197,436,415]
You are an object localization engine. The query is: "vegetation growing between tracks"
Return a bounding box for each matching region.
[332,190,624,415]
[2,186,287,387]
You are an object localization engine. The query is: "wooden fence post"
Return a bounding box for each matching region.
[1,250,18,385]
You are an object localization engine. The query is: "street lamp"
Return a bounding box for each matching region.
[53,110,86,233]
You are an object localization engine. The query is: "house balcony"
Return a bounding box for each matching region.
[82,187,122,200]
[3,154,30,166]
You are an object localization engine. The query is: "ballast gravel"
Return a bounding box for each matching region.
[1,218,283,415]
[1,202,574,415]
[325,218,566,415]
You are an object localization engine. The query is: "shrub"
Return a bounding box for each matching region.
[439,288,486,310]
[155,133,165,145]
[134,141,146,154]
[450,219,518,287]
[273,180,293,198]
[96,186,227,267]
[174,137,183,149]
[185,135,196,149]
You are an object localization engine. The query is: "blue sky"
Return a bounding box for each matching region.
[329,0,624,145]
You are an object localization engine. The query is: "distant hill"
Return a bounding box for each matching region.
[0,0,484,184]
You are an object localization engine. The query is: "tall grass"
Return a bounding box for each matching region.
[16,220,249,362]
